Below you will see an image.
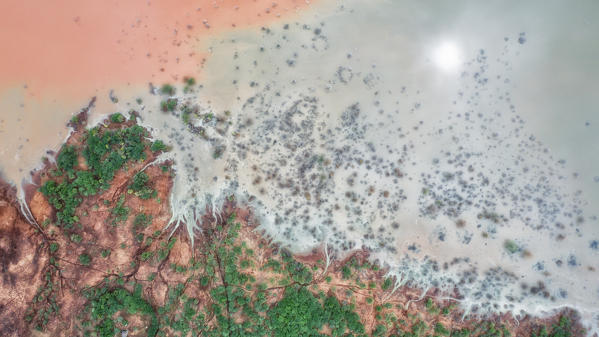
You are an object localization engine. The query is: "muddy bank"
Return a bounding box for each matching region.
[0,179,49,336]
[0,115,589,336]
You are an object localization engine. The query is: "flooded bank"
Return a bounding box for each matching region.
[1,0,598,335]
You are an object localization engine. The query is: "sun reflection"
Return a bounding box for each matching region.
[433,40,462,72]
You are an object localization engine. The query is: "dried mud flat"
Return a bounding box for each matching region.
[0,114,588,336]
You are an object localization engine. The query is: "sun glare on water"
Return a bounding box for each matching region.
[433,40,463,72]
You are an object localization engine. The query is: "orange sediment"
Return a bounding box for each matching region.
[0,0,317,186]
[0,0,316,96]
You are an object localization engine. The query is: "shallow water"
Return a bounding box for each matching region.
[0,0,314,186]
[1,0,598,334]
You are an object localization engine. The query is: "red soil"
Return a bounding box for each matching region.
[0,0,317,97]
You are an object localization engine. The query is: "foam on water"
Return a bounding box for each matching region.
[5,0,599,334]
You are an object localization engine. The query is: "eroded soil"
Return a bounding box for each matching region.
[0,115,588,337]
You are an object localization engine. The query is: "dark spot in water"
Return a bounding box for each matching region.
[567,255,578,267]
[438,231,446,242]
[518,32,527,44]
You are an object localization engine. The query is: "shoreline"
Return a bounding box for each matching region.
[0,103,592,336]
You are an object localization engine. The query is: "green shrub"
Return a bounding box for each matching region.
[56,145,78,176]
[140,251,153,261]
[150,140,167,152]
[531,316,574,337]
[382,277,393,290]
[504,240,520,254]
[41,124,151,227]
[341,265,351,279]
[82,285,158,337]
[110,196,129,225]
[434,322,450,336]
[133,213,152,228]
[109,113,125,123]
[129,172,156,200]
[160,84,175,96]
[267,286,324,336]
[160,98,178,112]
[79,253,91,266]
[184,77,196,86]
[267,285,364,337]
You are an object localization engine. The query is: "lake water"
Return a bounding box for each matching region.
[1,0,598,334]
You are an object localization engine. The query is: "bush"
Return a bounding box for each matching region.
[267,285,364,337]
[109,113,125,123]
[160,84,175,96]
[110,195,129,225]
[82,285,158,337]
[160,98,178,112]
[41,124,151,226]
[183,77,196,86]
[70,233,82,243]
[504,240,520,254]
[129,172,156,200]
[267,286,324,336]
[150,140,167,152]
[79,253,91,266]
[56,145,78,176]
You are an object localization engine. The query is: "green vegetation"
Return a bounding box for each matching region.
[56,145,78,176]
[183,77,196,93]
[110,195,130,225]
[434,322,450,336]
[140,251,154,261]
[73,211,369,337]
[109,112,126,123]
[70,233,82,243]
[160,83,176,96]
[181,105,193,125]
[25,242,61,331]
[504,239,520,254]
[342,265,351,279]
[156,237,176,262]
[79,253,92,266]
[33,198,581,337]
[531,317,575,337]
[281,250,313,284]
[129,171,157,200]
[133,213,153,228]
[382,277,392,291]
[35,116,582,337]
[80,284,158,337]
[268,286,365,337]
[425,298,439,315]
[101,249,111,258]
[184,77,196,87]
[161,98,178,112]
[150,140,167,152]
[40,123,150,227]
